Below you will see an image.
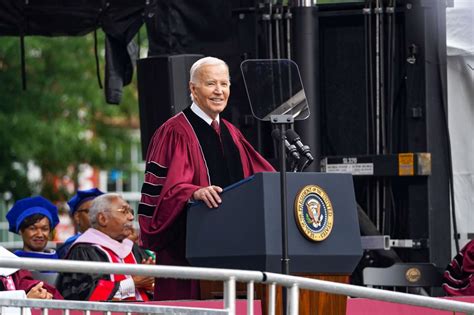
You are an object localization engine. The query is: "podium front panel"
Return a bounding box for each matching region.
[186,174,275,270]
[186,172,362,274]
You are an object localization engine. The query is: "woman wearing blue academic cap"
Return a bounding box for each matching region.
[6,196,60,260]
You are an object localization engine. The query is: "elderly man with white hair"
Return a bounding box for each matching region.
[138,56,275,300]
[57,193,154,301]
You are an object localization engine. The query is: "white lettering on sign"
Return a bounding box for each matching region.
[342,157,358,164]
[324,163,374,175]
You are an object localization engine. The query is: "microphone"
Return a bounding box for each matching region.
[271,129,301,161]
[286,129,314,162]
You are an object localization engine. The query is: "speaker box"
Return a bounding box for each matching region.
[137,54,204,159]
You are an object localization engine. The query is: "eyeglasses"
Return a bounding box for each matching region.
[112,206,135,216]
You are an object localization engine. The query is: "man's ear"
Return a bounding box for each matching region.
[189,82,197,96]
[97,212,108,227]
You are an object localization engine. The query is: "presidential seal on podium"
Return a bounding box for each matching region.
[294,185,334,242]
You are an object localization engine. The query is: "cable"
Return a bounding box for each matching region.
[434,2,459,252]
[137,26,141,59]
[364,0,371,155]
[254,0,260,58]
[368,0,375,154]
[93,29,103,89]
[274,6,281,59]
[268,1,273,59]
[20,34,26,90]
[388,0,397,153]
[386,0,397,237]
[285,5,292,60]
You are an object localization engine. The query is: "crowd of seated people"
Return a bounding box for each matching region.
[4,187,474,302]
[1,190,155,301]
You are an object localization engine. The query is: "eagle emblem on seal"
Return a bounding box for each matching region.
[294,185,334,242]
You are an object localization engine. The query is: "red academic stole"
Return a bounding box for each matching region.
[88,245,149,301]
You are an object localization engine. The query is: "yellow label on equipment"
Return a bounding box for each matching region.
[399,153,414,176]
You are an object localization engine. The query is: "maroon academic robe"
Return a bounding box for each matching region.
[443,240,474,296]
[139,111,275,301]
[0,269,63,299]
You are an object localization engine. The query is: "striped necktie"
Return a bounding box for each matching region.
[211,120,221,136]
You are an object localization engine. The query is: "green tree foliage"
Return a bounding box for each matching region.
[0,32,140,201]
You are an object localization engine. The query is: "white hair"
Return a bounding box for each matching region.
[189,57,230,102]
[89,193,122,228]
[190,57,229,84]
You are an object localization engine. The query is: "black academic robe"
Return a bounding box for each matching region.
[57,243,150,301]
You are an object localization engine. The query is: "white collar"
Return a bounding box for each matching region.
[191,102,220,126]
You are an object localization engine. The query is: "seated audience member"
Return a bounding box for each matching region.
[0,246,63,299]
[443,240,474,295]
[57,188,104,258]
[6,196,59,259]
[57,193,154,301]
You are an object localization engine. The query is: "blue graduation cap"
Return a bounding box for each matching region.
[67,188,104,215]
[6,196,59,234]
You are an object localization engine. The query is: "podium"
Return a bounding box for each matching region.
[186,172,362,314]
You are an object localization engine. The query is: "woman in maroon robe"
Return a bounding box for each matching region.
[0,269,63,299]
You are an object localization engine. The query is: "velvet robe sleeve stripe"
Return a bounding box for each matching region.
[145,161,168,178]
[138,203,156,217]
[140,169,166,217]
[139,113,209,250]
[141,182,163,197]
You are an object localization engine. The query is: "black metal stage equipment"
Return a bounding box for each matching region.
[138,0,453,293]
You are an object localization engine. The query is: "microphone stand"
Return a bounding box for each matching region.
[270,114,293,313]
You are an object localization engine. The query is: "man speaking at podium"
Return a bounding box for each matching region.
[138,56,275,300]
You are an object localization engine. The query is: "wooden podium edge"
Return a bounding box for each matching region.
[200,274,350,315]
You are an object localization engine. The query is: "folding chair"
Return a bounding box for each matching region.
[362,262,443,294]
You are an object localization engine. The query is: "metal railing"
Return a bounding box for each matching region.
[0,298,228,315]
[1,257,474,315]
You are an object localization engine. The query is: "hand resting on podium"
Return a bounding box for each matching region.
[192,185,223,208]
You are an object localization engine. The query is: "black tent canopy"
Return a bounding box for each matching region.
[0,0,147,104]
